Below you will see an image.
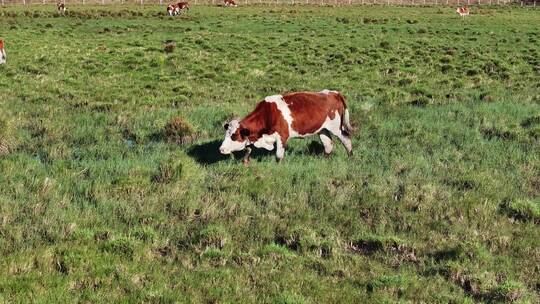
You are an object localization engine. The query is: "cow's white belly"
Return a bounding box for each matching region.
[289,113,341,139]
[253,132,279,150]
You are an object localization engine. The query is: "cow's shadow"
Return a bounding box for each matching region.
[307,141,325,155]
[187,140,278,165]
[187,140,228,165]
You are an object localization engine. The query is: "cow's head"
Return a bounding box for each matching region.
[219,119,251,154]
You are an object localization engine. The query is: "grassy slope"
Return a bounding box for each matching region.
[0,5,539,303]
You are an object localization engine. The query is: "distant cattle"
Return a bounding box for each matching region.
[167,2,189,16]
[0,40,6,65]
[224,0,237,7]
[220,90,353,163]
[57,2,66,14]
[456,6,470,17]
[167,4,175,15]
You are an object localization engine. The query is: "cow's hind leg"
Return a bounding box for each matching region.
[325,115,353,156]
[337,133,353,156]
[327,126,352,156]
[319,130,333,156]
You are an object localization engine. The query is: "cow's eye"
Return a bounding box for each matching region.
[231,134,237,141]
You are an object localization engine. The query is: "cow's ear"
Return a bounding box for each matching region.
[223,123,229,130]
[240,128,250,138]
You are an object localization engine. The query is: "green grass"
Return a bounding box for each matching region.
[1,4,539,303]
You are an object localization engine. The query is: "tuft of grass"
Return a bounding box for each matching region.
[152,160,183,184]
[500,198,540,224]
[161,116,196,144]
[101,238,135,259]
[275,291,309,304]
[489,280,526,303]
[198,225,229,250]
[0,114,18,156]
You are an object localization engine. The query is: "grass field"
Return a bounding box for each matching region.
[0,4,539,303]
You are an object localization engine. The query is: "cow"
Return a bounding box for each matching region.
[224,0,237,7]
[167,4,175,16]
[456,6,470,17]
[219,90,353,163]
[0,40,6,65]
[57,2,66,14]
[168,2,189,16]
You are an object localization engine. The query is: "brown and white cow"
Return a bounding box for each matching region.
[168,2,189,16]
[224,0,237,7]
[219,90,353,163]
[456,6,470,17]
[0,40,6,65]
[57,2,66,14]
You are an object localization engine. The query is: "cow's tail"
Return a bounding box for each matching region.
[343,108,352,136]
[336,92,353,136]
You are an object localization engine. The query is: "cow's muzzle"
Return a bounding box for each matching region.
[219,146,230,155]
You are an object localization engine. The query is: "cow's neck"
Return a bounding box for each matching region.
[241,101,275,142]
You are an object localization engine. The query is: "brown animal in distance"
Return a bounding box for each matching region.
[224,0,237,7]
[456,6,470,17]
[57,2,67,14]
[0,40,6,65]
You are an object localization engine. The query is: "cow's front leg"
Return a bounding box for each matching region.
[275,139,285,162]
[243,147,252,165]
